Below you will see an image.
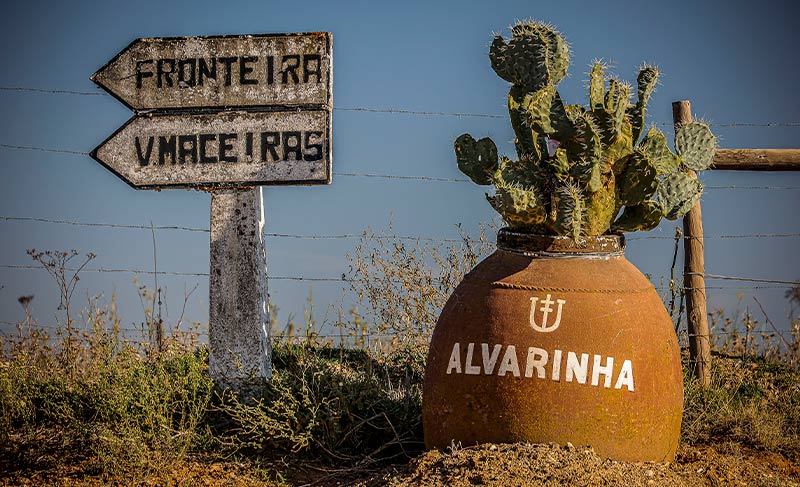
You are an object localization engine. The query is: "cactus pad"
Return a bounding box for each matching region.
[589,61,605,110]
[617,152,658,206]
[611,200,662,233]
[656,172,703,220]
[637,127,681,175]
[549,147,572,182]
[675,122,716,171]
[515,85,557,135]
[455,134,498,185]
[489,22,570,91]
[636,65,659,106]
[629,65,659,143]
[487,179,548,230]
[553,183,585,241]
[508,86,541,158]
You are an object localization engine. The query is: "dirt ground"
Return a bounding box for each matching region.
[2,441,798,487]
[385,442,799,487]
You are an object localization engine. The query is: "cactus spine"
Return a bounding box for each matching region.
[455,20,717,238]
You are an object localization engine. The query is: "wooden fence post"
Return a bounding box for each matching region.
[673,100,712,386]
[712,149,800,170]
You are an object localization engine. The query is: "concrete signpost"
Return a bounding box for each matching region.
[91,33,332,388]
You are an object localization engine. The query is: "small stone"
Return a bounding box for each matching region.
[489,445,498,451]
[645,469,654,477]
[565,442,575,451]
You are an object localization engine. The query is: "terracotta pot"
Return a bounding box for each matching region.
[422,229,683,462]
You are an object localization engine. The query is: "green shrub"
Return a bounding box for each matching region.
[219,342,425,462]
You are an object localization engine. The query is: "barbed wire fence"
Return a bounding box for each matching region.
[0,84,799,350]
[4,85,800,127]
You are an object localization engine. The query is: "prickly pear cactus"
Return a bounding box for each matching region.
[455,134,498,185]
[490,22,570,92]
[455,20,717,238]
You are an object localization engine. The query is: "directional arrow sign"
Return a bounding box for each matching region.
[90,32,334,387]
[91,33,332,111]
[91,109,331,189]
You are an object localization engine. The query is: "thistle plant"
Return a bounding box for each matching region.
[456,21,717,238]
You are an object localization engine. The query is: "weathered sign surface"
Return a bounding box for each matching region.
[91,33,332,111]
[91,109,331,189]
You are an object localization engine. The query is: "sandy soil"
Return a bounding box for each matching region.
[3,441,798,486]
[385,442,799,487]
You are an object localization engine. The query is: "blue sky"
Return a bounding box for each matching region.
[1,0,798,337]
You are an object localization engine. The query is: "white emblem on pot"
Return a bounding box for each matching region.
[529,294,566,333]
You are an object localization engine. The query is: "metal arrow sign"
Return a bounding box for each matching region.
[91,33,332,111]
[91,109,331,189]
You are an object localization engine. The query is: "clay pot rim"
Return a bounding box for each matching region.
[496,228,625,257]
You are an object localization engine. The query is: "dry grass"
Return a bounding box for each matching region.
[1,239,799,484]
[682,351,800,456]
[0,299,214,478]
[344,223,494,349]
[708,297,800,367]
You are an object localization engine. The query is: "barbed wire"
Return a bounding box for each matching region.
[1,262,795,292]
[1,143,799,190]
[685,285,795,290]
[2,215,799,243]
[0,319,393,339]
[0,216,468,241]
[266,231,463,242]
[629,233,800,240]
[0,263,209,277]
[0,143,88,156]
[333,107,506,119]
[1,219,799,287]
[0,319,208,335]
[3,320,795,340]
[0,86,106,96]
[701,122,800,127]
[3,324,796,342]
[0,264,353,281]
[3,85,800,127]
[271,332,402,338]
[1,218,798,288]
[333,171,470,183]
[704,185,800,190]
[685,330,798,338]
[0,264,361,282]
[688,273,800,286]
[0,216,210,233]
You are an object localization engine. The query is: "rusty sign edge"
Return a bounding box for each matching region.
[90,109,332,190]
[90,32,333,112]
